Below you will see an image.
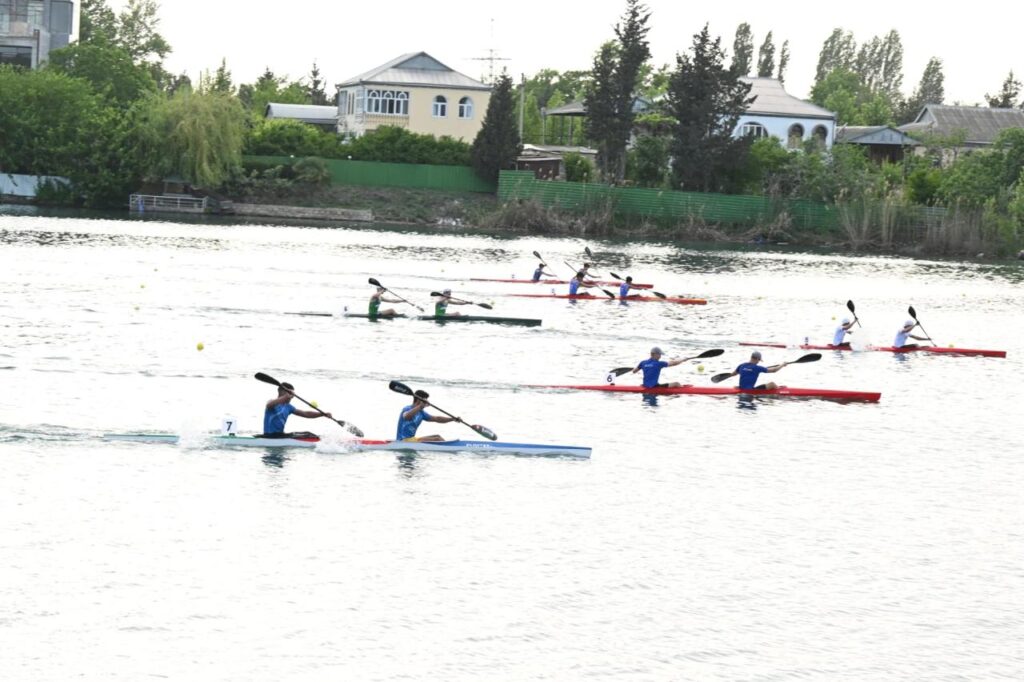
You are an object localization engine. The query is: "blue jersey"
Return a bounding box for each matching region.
[638,358,669,388]
[569,279,581,295]
[532,267,544,282]
[736,362,768,389]
[397,404,432,440]
[619,282,631,298]
[264,402,296,434]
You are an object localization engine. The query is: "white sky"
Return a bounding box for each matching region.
[103,0,1021,106]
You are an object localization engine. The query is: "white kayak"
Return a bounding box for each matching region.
[103,433,591,459]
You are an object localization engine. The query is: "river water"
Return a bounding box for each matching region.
[2,210,1022,680]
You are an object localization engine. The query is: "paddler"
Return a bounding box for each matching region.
[721,350,788,390]
[434,288,468,317]
[262,382,333,437]
[532,263,555,281]
[369,285,402,318]
[893,319,928,348]
[632,347,685,388]
[568,271,597,297]
[397,389,459,442]
[831,317,854,347]
[618,276,642,300]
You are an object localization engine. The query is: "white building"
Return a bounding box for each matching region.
[733,77,836,150]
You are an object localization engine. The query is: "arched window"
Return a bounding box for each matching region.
[366,90,409,115]
[787,123,805,149]
[812,125,828,148]
[740,122,768,138]
[458,97,473,119]
[433,95,448,118]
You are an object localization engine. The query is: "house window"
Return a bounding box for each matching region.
[740,122,768,138]
[338,91,348,115]
[787,124,804,149]
[458,96,473,119]
[812,125,828,149]
[366,89,409,115]
[433,95,448,118]
[0,44,32,68]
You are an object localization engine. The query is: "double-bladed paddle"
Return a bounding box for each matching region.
[368,277,424,312]
[606,349,725,381]
[710,353,823,384]
[254,372,364,437]
[430,292,493,310]
[609,271,668,299]
[908,305,935,344]
[846,299,862,327]
[388,380,497,440]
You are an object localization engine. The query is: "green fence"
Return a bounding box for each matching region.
[245,156,496,193]
[497,171,839,231]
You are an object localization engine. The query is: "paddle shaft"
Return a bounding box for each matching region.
[368,278,424,312]
[846,300,862,328]
[389,380,496,440]
[908,306,935,343]
[254,373,363,436]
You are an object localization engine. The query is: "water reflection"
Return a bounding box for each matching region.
[261,451,288,468]
[736,395,758,411]
[641,393,659,408]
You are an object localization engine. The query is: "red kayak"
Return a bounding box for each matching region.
[533,384,881,402]
[509,293,707,305]
[470,278,653,289]
[739,342,1006,358]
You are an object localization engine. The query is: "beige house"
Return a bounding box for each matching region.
[336,52,491,141]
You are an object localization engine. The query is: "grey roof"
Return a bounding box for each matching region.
[742,78,835,120]
[900,105,1024,145]
[836,125,920,146]
[338,52,490,91]
[264,103,338,126]
[545,101,587,116]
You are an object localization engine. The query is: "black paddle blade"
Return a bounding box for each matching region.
[793,353,822,364]
[652,291,667,299]
[846,299,856,314]
[711,372,732,384]
[601,289,616,299]
[388,380,414,396]
[695,349,725,359]
[608,367,634,377]
[340,421,364,437]
[369,277,382,287]
[585,246,594,258]
[470,423,498,441]
[532,250,547,265]
[908,305,918,320]
[254,372,280,387]
[477,303,494,310]
[609,271,623,281]
[429,291,443,297]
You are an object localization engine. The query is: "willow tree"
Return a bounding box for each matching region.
[136,89,246,187]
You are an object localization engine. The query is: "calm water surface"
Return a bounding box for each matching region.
[1,211,1022,680]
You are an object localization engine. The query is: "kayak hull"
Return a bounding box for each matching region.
[414,315,541,327]
[470,278,653,289]
[533,384,881,402]
[509,294,707,305]
[103,434,590,458]
[739,342,1006,358]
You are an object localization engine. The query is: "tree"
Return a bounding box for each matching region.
[47,43,157,108]
[731,23,754,76]
[776,40,790,83]
[584,0,651,182]
[470,73,521,183]
[308,61,330,105]
[665,24,755,193]
[135,89,246,187]
[814,28,856,86]
[520,91,544,144]
[811,69,866,125]
[986,70,1022,108]
[900,57,944,122]
[627,134,669,187]
[116,0,171,65]
[756,32,775,78]
[78,0,119,46]
[203,58,234,95]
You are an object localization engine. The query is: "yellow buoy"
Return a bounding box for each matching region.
[696,364,705,373]
[196,342,204,351]
[310,400,318,408]
[140,284,146,289]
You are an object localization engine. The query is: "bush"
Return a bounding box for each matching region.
[563,153,593,183]
[293,157,330,185]
[347,126,471,165]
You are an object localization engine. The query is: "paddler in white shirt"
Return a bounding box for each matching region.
[893,319,928,348]
[831,317,855,347]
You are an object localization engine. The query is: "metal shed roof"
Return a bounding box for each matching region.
[901,105,1024,145]
[338,52,490,91]
[264,103,339,126]
[836,125,920,146]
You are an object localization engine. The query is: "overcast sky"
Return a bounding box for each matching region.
[101,0,1020,108]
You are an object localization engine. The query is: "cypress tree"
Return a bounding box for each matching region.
[471,73,521,184]
[731,23,754,77]
[756,32,775,78]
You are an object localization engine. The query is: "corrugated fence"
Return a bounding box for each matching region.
[244,156,495,193]
[497,171,840,231]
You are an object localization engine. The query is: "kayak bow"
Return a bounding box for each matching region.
[509,293,707,305]
[532,384,881,402]
[470,278,653,289]
[739,342,1006,358]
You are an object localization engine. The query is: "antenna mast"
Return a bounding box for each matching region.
[469,19,511,83]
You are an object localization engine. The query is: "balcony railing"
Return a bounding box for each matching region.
[129,194,208,214]
[357,113,410,129]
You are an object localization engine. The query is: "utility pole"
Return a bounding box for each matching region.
[518,73,525,141]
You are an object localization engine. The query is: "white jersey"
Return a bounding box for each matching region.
[893,330,912,347]
[832,325,848,346]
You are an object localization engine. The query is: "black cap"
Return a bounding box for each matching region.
[414,389,430,399]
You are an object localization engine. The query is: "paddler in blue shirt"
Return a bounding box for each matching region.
[397,389,458,442]
[568,271,597,297]
[893,319,928,348]
[721,350,788,390]
[434,288,468,317]
[532,263,554,281]
[369,286,401,318]
[618,276,642,300]
[263,382,332,437]
[632,347,686,388]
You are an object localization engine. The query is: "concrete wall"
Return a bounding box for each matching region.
[232,204,373,222]
[0,173,68,197]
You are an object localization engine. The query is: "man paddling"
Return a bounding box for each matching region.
[369,286,402,318]
[397,389,459,442]
[632,347,686,388]
[532,263,555,281]
[434,289,469,317]
[893,319,928,348]
[263,382,333,437]
[618,276,643,300]
[721,351,789,390]
[831,317,854,347]
[568,271,597,297]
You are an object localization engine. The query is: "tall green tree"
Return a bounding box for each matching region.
[78,0,119,46]
[47,43,157,108]
[135,89,246,186]
[731,23,754,76]
[470,73,521,183]
[308,61,330,105]
[117,0,171,64]
[811,68,866,125]
[776,40,790,83]
[665,24,755,193]
[756,32,775,78]
[986,70,1022,108]
[814,28,857,86]
[202,58,235,95]
[900,57,944,122]
[585,0,651,182]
